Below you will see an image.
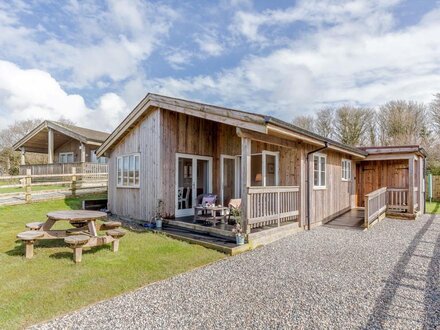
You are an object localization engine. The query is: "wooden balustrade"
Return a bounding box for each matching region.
[247,186,300,229]
[364,187,387,229]
[387,188,408,212]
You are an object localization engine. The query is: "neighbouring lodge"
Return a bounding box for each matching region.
[13,120,109,175]
[96,93,426,246]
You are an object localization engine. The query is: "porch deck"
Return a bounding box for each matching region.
[325,208,365,229]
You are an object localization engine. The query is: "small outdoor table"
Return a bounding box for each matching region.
[45,210,108,237]
[194,205,229,225]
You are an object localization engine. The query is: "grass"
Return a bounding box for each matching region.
[0,196,224,329]
[425,201,440,214]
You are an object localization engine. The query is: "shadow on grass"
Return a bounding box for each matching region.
[49,244,111,260]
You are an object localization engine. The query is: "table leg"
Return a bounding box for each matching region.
[88,220,98,237]
[42,218,56,231]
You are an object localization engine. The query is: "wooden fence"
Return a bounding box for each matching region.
[0,167,108,203]
[19,163,108,176]
[247,186,300,229]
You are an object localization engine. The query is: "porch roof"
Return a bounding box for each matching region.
[96,93,369,158]
[359,145,427,160]
[13,121,110,153]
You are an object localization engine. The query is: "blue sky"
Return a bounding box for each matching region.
[0,0,439,131]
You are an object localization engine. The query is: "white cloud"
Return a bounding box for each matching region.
[195,33,224,57]
[0,60,128,131]
[147,3,440,120]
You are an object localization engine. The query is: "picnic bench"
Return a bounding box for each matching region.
[16,210,125,263]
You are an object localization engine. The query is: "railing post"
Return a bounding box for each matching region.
[25,169,32,203]
[277,191,280,227]
[241,137,251,235]
[364,196,369,229]
[71,167,77,198]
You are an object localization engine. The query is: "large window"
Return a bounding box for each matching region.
[313,154,326,188]
[342,159,352,181]
[251,151,279,187]
[59,152,74,163]
[117,154,140,188]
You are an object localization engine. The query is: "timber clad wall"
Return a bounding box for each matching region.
[108,109,161,220]
[109,108,354,224]
[54,140,93,163]
[308,148,353,224]
[356,159,409,207]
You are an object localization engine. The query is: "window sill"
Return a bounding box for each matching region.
[116,185,140,189]
[342,179,351,182]
[313,186,327,190]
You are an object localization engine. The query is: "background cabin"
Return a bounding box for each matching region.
[13,121,109,175]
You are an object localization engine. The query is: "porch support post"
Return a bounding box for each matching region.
[20,147,26,165]
[408,156,414,214]
[48,128,54,164]
[80,142,86,163]
[241,137,251,235]
[298,148,306,227]
[419,156,425,214]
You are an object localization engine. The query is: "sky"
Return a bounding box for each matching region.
[0,0,439,132]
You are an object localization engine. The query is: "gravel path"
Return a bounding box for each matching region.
[32,214,439,329]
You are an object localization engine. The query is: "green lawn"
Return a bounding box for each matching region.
[0,196,224,329]
[425,201,440,214]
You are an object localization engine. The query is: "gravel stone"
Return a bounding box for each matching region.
[31,214,440,329]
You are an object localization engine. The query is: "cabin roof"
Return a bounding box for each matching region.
[96,93,421,159]
[13,120,110,153]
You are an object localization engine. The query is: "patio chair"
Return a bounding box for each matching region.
[197,193,217,206]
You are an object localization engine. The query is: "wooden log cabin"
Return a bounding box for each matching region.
[13,120,110,175]
[97,94,426,246]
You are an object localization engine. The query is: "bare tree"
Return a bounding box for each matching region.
[377,100,429,146]
[315,107,334,138]
[292,115,315,132]
[334,105,373,146]
[430,93,440,134]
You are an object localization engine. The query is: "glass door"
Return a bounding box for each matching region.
[175,154,212,217]
[221,155,236,206]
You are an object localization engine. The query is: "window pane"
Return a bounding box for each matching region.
[251,155,262,186]
[314,170,319,186]
[123,156,129,186]
[314,156,319,171]
[117,158,122,185]
[265,154,276,186]
[320,156,326,186]
[134,155,140,185]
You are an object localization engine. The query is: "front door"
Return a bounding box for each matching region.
[175,154,212,217]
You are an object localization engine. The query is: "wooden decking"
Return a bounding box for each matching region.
[324,208,365,229]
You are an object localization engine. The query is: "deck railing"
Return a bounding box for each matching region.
[387,188,408,212]
[364,187,387,229]
[19,162,108,176]
[247,186,300,229]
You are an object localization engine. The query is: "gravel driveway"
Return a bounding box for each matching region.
[33,214,439,329]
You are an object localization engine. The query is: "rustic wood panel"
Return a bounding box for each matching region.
[108,109,161,220]
[356,159,409,207]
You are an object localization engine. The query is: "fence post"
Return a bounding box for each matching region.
[71,167,77,197]
[277,191,280,227]
[364,196,369,229]
[25,169,32,203]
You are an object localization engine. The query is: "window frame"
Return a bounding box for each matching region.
[116,153,140,188]
[59,152,74,164]
[313,153,327,190]
[341,159,352,181]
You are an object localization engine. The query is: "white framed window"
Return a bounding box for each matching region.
[59,152,74,163]
[313,153,326,189]
[342,159,352,181]
[117,153,140,188]
[250,151,280,187]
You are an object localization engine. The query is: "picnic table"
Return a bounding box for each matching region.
[17,210,125,262]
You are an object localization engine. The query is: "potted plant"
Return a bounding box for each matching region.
[154,200,164,229]
[232,222,245,245]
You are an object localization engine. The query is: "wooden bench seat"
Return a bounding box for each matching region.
[17,231,44,259]
[106,229,126,252]
[99,221,122,230]
[64,235,90,263]
[25,222,45,230]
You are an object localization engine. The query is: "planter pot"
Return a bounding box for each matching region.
[155,219,163,229]
[236,235,245,245]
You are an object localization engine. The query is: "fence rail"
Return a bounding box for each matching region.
[387,188,408,213]
[0,167,108,203]
[19,162,108,176]
[247,186,300,229]
[364,187,387,229]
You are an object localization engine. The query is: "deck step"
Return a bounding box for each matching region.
[158,226,249,255]
[164,219,236,240]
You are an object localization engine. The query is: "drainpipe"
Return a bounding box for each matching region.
[306,142,328,230]
[423,156,427,213]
